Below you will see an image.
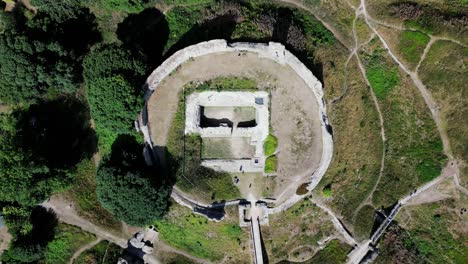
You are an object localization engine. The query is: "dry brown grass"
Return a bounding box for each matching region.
[418,40,468,188]
[316,54,383,231]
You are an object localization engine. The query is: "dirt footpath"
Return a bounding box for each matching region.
[0,226,12,256]
[147,51,322,200]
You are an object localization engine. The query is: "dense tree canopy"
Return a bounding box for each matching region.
[0,1,100,104]
[96,135,172,226]
[83,44,147,152]
[0,97,96,206]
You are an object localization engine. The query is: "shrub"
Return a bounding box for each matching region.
[96,135,172,226]
[83,44,147,152]
[265,155,278,173]
[322,184,332,197]
[264,134,278,157]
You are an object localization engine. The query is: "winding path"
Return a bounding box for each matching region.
[68,238,102,264]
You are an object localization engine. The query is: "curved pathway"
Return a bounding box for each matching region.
[68,238,102,264]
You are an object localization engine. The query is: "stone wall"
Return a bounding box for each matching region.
[137,39,333,191]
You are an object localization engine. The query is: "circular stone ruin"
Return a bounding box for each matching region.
[136,40,333,205]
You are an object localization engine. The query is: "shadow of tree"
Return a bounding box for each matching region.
[164,14,239,58]
[117,8,169,68]
[163,4,324,84]
[17,96,97,170]
[28,206,59,246]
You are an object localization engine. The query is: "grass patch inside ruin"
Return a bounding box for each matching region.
[264,133,278,157]
[265,155,278,173]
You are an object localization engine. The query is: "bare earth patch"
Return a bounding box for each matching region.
[0,226,12,256]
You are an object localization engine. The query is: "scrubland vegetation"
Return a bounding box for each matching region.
[154,203,248,261]
[75,240,121,264]
[263,198,340,263]
[378,196,467,263]
[367,0,467,41]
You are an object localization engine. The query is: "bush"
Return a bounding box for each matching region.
[322,184,332,198]
[96,135,172,226]
[265,155,278,173]
[83,44,147,152]
[264,134,278,157]
[0,0,100,103]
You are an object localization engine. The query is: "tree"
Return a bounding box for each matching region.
[96,135,172,226]
[0,97,96,206]
[83,44,147,151]
[0,1,100,104]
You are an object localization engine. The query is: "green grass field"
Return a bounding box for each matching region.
[362,46,400,99]
[317,56,382,228]
[359,39,445,208]
[397,30,430,69]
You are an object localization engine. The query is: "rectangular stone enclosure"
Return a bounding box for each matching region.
[185,91,269,172]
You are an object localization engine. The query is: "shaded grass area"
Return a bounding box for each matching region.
[265,155,278,173]
[361,41,446,207]
[154,203,249,262]
[264,133,278,157]
[44,224,95,264]
[353,204,376,240]
[307,239,351,264]
[63,158,122,233]
[397,30,429,69]
[263,199,337,263]
[298,0,355,46]
[380,197,468,263]
[75,240,121,264]
[419,40,468,187]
